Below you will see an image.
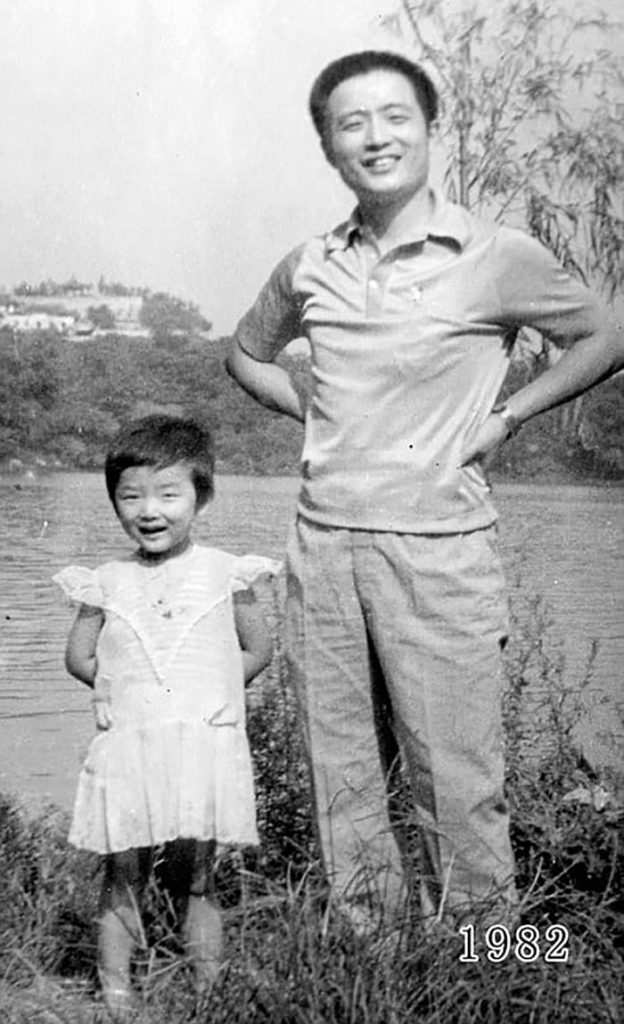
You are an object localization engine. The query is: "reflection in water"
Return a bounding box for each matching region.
[0,472,622,810]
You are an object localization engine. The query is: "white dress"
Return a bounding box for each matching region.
[53,545,279,854]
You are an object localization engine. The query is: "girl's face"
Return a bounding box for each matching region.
[114,462,201,562]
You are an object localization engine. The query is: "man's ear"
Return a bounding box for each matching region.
[320,133,336,168]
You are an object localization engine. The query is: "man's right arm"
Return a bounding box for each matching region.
[225,244,306,422]
[225,339,305,422]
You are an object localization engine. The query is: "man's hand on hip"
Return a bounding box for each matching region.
[460,414,511,468]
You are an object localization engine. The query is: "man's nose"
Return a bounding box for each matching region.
[364,114,391,147]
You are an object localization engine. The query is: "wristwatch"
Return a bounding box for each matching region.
[493,404,523,439]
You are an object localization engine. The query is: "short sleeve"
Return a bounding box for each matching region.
[52,565,105,608]
[491,228,606,348]
[233,245,306,362]
[230,555,282,593]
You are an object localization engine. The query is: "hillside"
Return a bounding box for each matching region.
[0,281,209,341]
[0,328,622,483]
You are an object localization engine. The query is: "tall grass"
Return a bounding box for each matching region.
[1,591,622,1022]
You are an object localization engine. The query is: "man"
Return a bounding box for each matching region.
[226,50,622,930]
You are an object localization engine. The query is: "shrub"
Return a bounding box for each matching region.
[0,588,622,1021]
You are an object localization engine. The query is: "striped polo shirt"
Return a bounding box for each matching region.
[234,192,603,534]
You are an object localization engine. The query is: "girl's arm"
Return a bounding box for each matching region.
[65,604,104,686]
[233,588,273,685]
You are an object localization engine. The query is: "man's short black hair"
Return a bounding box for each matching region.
[309,50,438,139]
[105,414,215,510]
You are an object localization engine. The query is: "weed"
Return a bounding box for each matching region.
[0,591,622,1022]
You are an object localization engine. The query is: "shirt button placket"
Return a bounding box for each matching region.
[367,275,382,318]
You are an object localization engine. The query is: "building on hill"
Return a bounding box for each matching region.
[0,308,76,333]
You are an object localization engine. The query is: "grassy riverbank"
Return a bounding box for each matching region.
[1,597,622,1023]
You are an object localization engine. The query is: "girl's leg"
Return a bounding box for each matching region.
[182,840,223,992]
[98,848,149,1016]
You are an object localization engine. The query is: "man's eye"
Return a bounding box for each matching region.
[340,120,364,132]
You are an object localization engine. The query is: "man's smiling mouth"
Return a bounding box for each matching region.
[363,156,399,172]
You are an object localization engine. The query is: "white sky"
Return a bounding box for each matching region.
[0,0,621,335]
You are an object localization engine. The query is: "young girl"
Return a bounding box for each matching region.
[53,414,279,1017]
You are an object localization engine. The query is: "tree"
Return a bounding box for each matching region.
[139,292,212,343]
[13,276,93,297]
[98,276,149,298]
[0,329,61,455]
[87,304,116,330]
[385,0,623,445]
[392,0,623,294]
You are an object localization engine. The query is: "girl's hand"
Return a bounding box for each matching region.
[459,413,510,468]
[93,673,113,729]
[93,698,113,730]
[234,588,273,685]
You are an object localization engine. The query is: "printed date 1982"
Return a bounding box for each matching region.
[459,923,569,963]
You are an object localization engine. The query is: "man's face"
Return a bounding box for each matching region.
[322,69,431,208]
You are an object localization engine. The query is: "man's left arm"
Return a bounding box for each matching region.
[461,235,624,465]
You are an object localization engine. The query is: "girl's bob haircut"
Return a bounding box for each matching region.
[105,414,215,510]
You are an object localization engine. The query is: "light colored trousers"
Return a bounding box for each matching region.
[285,517,517,925]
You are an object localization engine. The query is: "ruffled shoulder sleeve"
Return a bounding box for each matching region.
[230,554,282,593]
[52,565,105,609]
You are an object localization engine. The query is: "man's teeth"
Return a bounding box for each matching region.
[367,157,396,166]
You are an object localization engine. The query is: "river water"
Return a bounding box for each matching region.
[0,472,622,812]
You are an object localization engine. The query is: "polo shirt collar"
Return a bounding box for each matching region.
[324,189,471,254]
